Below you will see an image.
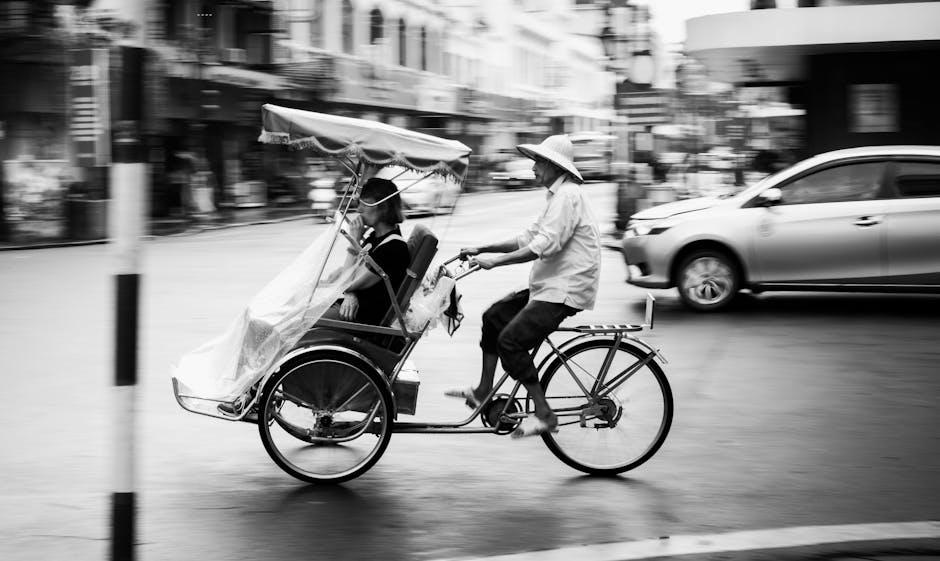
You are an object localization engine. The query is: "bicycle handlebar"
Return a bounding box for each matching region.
[441,253,481,281]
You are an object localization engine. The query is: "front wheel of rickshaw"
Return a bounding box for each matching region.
[257,352,394,484]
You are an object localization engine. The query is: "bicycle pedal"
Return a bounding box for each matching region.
[592,422,612,429]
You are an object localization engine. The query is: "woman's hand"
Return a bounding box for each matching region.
[339,292,359,321]
[346,214,364,242]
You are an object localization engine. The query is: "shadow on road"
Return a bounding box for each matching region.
[559,474,680,524]
[275,482,362,506]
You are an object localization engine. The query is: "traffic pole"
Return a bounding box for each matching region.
[110,45,146,561]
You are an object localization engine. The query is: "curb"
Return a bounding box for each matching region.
[432,531,940,561]
[0,212,316,251]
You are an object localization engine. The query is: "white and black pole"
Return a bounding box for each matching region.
[110,45,146,561]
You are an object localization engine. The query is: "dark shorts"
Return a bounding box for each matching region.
[481,289,579,384]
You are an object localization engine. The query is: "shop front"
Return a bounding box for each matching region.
[149,59,296,219]
[1,58,79,243]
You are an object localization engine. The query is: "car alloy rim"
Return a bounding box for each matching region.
[682,257,733,305]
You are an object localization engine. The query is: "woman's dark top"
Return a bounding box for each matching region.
[353,226,410,325]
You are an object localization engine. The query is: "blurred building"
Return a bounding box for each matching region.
[686,0,940,157]
[0,0,627,243]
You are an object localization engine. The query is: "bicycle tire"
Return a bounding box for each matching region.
[539,338,673,475]
[257,351,394,484]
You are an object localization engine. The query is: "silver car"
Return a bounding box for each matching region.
[375,166,462,215]
[622,146,940,311]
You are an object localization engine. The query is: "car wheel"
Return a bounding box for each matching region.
[676,249,739,312]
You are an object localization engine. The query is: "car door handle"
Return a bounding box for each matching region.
[853,216,882,227]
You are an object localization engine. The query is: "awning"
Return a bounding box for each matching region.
[204,65,287,91]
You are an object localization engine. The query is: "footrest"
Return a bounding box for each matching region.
[172,377,256,422]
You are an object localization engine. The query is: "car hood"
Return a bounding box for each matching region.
[631,196,722,220]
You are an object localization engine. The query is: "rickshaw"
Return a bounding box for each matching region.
[172,104,673,484]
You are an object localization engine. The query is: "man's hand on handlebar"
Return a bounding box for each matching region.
[459,247,480,260]
[470,255,498,270]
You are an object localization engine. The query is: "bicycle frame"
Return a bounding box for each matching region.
[393,292,664,435]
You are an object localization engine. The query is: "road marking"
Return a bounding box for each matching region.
[434,521,940,561]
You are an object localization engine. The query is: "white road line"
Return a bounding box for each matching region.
[434,521,940,561]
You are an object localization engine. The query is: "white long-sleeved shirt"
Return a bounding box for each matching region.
[515,175,601,310]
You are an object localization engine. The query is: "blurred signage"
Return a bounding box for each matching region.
[68,48,110,167]
[849,84,898,133]
[417,82,457,114]
[458,87,494,117]
[617,89,669,126]
[328,57,417,109]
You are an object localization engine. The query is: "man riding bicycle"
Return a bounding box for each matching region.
[446,134,602,438]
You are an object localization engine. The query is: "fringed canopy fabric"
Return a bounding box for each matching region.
[258,104,472,181]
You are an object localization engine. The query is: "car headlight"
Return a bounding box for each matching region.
[629,219,677,237]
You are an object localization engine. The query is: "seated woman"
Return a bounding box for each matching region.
[217,178,409,419]
[323,177,410,325]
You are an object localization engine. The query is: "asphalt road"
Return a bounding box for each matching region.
[0,184,938,561]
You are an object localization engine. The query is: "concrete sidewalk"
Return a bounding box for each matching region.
[0,204,317,251]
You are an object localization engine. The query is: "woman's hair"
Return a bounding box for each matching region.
[360,177,404,225]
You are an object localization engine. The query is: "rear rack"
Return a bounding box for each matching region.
[557,324,643,334]
[558,294,656,334]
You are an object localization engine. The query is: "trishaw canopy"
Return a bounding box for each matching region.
[258,104,472,181]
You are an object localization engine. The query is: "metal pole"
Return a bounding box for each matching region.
[110,45,146,561]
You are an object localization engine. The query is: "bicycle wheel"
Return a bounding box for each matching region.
[540,338,672,475]
[257,351,394,484]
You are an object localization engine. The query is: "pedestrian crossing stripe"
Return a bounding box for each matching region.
[432,521,940,561]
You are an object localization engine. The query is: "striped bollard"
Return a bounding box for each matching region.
[110,45,146,561]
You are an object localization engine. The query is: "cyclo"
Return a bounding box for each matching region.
[172,105,673,484]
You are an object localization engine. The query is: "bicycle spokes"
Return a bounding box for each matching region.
[540,339,673,475]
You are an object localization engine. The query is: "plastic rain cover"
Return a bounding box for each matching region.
[404,270,461,335]
[172,221,364,409]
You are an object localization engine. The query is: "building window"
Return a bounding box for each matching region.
[849,84,899,133]
[310,0,323,48]
[342,0,354,54]
[398,18,407,67]
[370,8,384,45]
[162,0,177,40]
[420,27,427,71]
[751,0,777,9]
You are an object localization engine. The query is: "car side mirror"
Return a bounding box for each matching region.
[757,187,782,206]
